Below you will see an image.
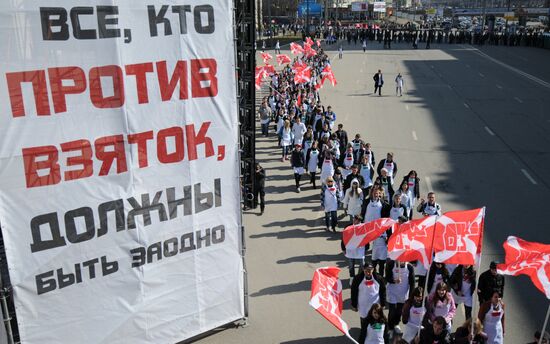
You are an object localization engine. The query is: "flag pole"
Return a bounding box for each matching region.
[417,215,438,340]
[470,206,486,344]
[539,303,550,344]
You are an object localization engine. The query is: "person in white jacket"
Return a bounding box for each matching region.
[342,179,364,223]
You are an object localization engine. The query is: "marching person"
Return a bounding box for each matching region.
[342,179,364,224]
[363,303,388,344]
[450,265,476,320]
[453,318,488,344]
[425,282,456,332]
[278,119,293,162]
[478,290,505,344]
[373,69,384,96]
[417,192,442,217]
[290,144,305,193]
[341,215,366,281]
[334,123,349,155]
[305,141,320,189]
[320,176,340,232]
[292,116,307,147]
[390,194,409,221]
[361,187,390,275]
[427,262,451,295]
[395,181,412,219]
[275,39,281,54]
[402,287,426,344]
[343,164,365,195]
[402,170,420,217]
[374,168,394,205]
[377,152,398,185]
[385,260,415,335]
[254,163,266,215]
[320,150,336,186]
[414,316,452,344]
[359,154,375,195]
[477,261,505,306]
[340,145,355,180]
[338,44,343,59]
[351,261,387,344]
[395,73,404,96]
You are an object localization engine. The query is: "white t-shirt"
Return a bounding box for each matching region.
[292,122,306,143]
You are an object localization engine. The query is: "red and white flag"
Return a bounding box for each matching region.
[310,267,359,344]
[388,216,437,269]
[263,64,276,76]
[290,42,304,55]
[316,39,322,47]
[433,208,485,265]
[293,66,311,84]
[497,236,550,299]
[293,59,306,69]
[303,44,317,58]
[305,36,314,47]
[321,65,338,87]
[343,218,396,251]
[276,54,292,66]
[261,52,273,64]
[255,66,268,90]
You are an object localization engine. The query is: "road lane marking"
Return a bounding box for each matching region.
[405,105,410,111]
[360,68,363,73]
[447,85,452,90]
[425,176,433,192]
[484,126,495,136]
[412,131,418,141]
[463,103,470,109]
[479,72,485,78]
[496,84,503,89]
[514,97,523,103]
[472,48,550,89]
[521,169,538,185]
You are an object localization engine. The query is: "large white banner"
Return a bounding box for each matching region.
[373,1,387,12]
[0,1,243,343]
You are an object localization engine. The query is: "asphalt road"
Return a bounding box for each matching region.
[194,41,550,343]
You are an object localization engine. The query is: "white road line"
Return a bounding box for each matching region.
[514,97,523,103]
[412,131,418,141]
[479,72,485,78]
[405,105,410,111]
[484,126,495,136]
[464,103,470,109]
[521,169,538,185]
[496,84,503,89]
[447,85,452,90]
[360,68,363,73]
[425,176,433,193]
[472,48,550,89]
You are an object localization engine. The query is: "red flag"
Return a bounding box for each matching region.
[261,52,272,64]
[310,267,359,343]
[255,66,267,90]
[321,65,337,87]
[293,66,311,84]
[303,44,317,58]
[314,81,322,91]
[388,216,437,268]
[305,36,314,47]
[433,208,485,265]
[263,64,276,76]
[290,42,304,55]
[343,218,396,251]
[276,54,292,66]
[292,59,306,69]
[316,39,322,47]
[497,236,550,299]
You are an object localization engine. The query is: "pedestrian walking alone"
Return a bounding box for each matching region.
[254,163,266,214]
[373,70,384,96]
[395,73,404,96]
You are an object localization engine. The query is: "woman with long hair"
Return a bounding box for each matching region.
[478,290,505,344]
[454,318,487,344]
[342,178,364,223]
[425,282,456,331]
[363,303,388,344]
[278,119,293,161]
[401,287,426,344]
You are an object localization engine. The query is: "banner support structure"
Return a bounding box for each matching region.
[470,207,486,344]
[539,303,550,344]
[417,215,438,340]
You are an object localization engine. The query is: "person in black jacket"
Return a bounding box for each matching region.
[385,260,415,334]
[427,262,450,295]
[343,165,365,195]
[477,261,505,305]
[374,169,395,205]
[290,144,305,193]
[334,123,348,155]
[351,261,387,344]
[415,316,452,344]
[254,163,266,214]
[373,69,384,96]
[377,152,398,185]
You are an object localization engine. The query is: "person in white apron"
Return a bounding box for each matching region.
[320,151,335,186]
[364,303,387,344]
[417,192,441,217]
[426,282,456,331]
[302,129,314,161]
[343,179,364,223]
[320,176,340,232]
[341,146,355,180]
[305,141,320,189]
[479,291,505,344]
[341,215,366,280]
[291,116,306,147]
[427,262,450,295]
[374,169,394,205]
[390,194,408,221]
[402,170,420,218]
[279,119,293,161]
[290,144,305,192]
[364,188,390,275]
[359,155,374,193]
[385,260,415,334]
[401,287,426,344]
[450,265,476,320]
[395,181,412,219]
[351,263,386,344]
[376,152,397,185]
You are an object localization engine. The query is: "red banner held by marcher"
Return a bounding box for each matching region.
[290,42,304,55]
[388,216,437,268]
[321,65,337,87]
[433,208,485,265]
[261,52,273,64]
[293,66,311,84]
[310,267,359,344]
[276,54,292,66]
[343,218,396,251]
[497,236,550,299]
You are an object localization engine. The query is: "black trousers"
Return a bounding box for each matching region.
[255,186,265,211]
